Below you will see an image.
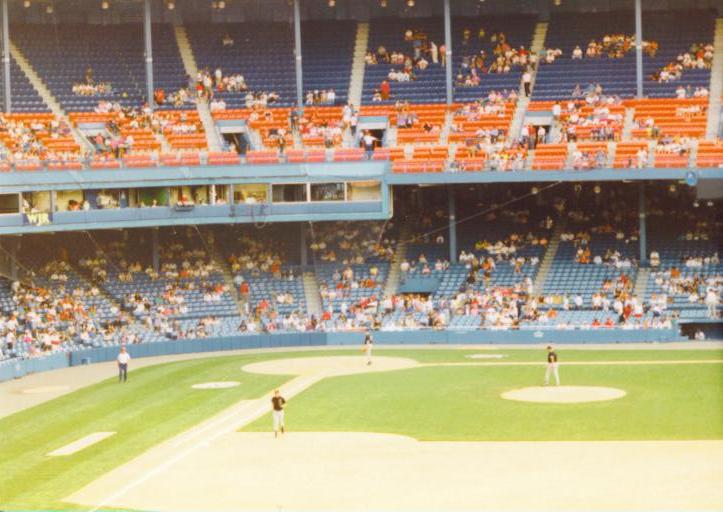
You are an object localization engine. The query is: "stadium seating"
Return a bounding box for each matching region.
[11,24,190,112]
[451,15,537,102]
[0,58,49,112]
[533,10,715,100]
[186,21,354,110]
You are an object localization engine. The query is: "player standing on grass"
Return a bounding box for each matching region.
[117,345,130,383]
[272,389,286,438]
[363,331,374,365]
[545,345,560,386]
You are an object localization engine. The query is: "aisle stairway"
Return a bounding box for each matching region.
[303,272,323,317]
[527,22,548,90]
[509,22,548,141]
[633,267,649,298]
[174,25,222,152]
[621,107,635,141]
[9,41,89,149]
[705,18,723,140]
[347,22,369,108]
[383,228,409,298]
[533,222,564,293]
[509,97,530,142]
[440,109,454,146]
[215,255,244,314]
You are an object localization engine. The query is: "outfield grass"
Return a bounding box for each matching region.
[0,354,291,510]
[1,347,722,509]
[243,354,723,441]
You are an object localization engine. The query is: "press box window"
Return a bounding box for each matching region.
[348,181,381,201]
[235,184,269,204]
[272,184,307,203]
[310,183,345,202]
[0,194,19,214]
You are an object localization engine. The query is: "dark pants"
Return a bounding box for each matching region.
[523,82,531,97]
[119,363,128,382]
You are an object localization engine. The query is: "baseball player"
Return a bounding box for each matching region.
[544,345,560,386]
[271,389,286,438]
[117,346,130,383]
[363,331,374,366]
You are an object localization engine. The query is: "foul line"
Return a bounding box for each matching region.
[86,373,322,512]
[426,359,723,367]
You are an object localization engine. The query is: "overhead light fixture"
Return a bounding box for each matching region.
[554,0,561,5]
[46,3,53,13]
[328,0,335,6]
[167,1,175,9]
[101,0,109,9]
[218,0,226,8]
[407,0,415,6]
[693,201,700,208]
[380,0,387,6]
[23,0,31,7]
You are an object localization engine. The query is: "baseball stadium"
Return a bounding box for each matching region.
[0,0,722,510]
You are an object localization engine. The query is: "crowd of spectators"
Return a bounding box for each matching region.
[652,42,714,83]
[578,34,657,60]
[0,114,78,164]
[305,89,337,106]
[73,82,113,96]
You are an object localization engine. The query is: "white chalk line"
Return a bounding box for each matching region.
[86,373,322,512]
[47,432,116,457]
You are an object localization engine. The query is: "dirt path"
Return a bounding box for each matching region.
[69,433,723,511]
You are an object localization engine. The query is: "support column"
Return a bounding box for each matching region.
[2,0,11,113]
[448,186,457,263]
[152,228,160,273]
[143,0,154,111]
[293,0,304,113]
[300,223,308,266]
[443,0,453,106]
[634,0,643,98]
[638,183,647,266]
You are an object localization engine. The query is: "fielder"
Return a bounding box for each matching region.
[271,389,286,438]
[545,345,560,386]
[363,331,374,365]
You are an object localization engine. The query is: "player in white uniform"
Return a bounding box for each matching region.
[544,346,560,386]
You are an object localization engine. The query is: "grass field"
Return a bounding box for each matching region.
[1,347,722,509]
[243,363,723,441]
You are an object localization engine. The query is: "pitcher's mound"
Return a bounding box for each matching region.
[501,386,626,403]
